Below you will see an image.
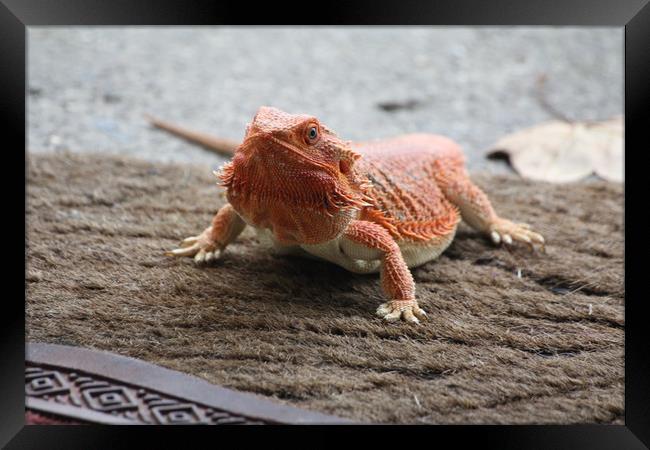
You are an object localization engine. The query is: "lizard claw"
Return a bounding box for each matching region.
[179,235,200,248]
[376,300,427,324]
[488,218,545,251]
[166,226,222,264]
[193,248,221,263]
[166,244,201,257]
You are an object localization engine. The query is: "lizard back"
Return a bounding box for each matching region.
[353,134,463,243]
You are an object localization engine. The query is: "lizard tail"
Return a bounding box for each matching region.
[144,114,240,156]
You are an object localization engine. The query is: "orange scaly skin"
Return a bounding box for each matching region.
[163,106,544,324]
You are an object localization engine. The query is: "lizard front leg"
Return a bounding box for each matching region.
[343,220,427,324]
[166,203,246,263]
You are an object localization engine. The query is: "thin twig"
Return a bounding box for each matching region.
[535,74,574,123]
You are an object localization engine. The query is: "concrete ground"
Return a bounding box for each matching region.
[27,27,623,173]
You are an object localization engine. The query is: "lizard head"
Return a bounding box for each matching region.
[219,106,372,244]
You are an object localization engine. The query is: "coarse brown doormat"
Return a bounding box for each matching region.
[26,152,624,424]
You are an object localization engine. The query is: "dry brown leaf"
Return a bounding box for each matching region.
[487,117,623,183]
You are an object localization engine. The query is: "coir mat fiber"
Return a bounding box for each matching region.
[26,152,624,424]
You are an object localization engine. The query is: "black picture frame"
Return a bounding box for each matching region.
[4,0,648,448]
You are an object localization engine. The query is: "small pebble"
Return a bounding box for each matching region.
[27,270,43,282]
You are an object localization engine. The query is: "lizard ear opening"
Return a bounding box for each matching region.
[339,147,362,175]
[339,159,352,174]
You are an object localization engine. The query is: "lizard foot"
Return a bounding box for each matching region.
[165,226,222,264]
[376,300,427,324]
[488,218,545,251]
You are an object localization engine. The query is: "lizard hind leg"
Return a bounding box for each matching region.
[487,217,545,251]
[434,160,545,250]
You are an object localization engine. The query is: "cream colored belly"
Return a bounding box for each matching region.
[254,226,456,274]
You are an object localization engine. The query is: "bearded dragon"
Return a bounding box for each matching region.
[150,107,544,324]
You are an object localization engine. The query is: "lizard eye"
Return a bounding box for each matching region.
[304,123,319,144]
